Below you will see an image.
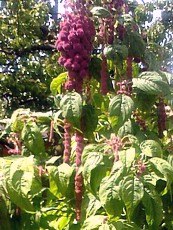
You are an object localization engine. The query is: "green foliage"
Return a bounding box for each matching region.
[133,71,170,96]
[46,163,74,198]
[0,156,42,213]
[140,140,163,157]
[109,94,134,128]
[1,0,173,229]
[120,175,144,219]
[60,92,82,128]
[91,7,111,18]
[21,122,46,158]
[50,72,68,95]
[81,104,98,138]
[99,175,123,217]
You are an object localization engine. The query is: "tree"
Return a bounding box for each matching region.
[0,0,63,116]
[1,0,173,229]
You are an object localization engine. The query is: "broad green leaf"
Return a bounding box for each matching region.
[40,203,72,230]
[91,7,111,18]
[83,152,112,195]
[32,111,52,123]
[53,216,69,230]
[120,175,144,219]
[149,157,173,187]
[3,156,42,213]
[89,57,102,82]
[81,104,98,138]
[140,140,163,157]
[119,148,136,169]
[50,72,67,95]
[83,193,102,218]
[99,176,123,217]
[82,215,107,230]
[111,219,140,230]
[132,71,170,96]
[46,163,74,198]
[82,144,108,165]
[103,44,128,61]
[21,122,45,157]
[142,188,163,229]
[109,94,134,126]
[125,31,146,58]
[10,108,30,132]
[60,92,82,127]
[99,224,110,230]
[118,120,133,138]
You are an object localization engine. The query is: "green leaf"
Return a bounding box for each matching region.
[142,188,163,229]
[109,94,134,127]
[118,120,133,138]
[149,157,173,187]
[10,108,30,132]
[125,31,146,58]
[140,140,163,157]
[89,57,101,82]
[91,7,111,18]
[104,44,128,61]
[46,163,74,198]
[111,219,140,229]
[83,152,112,195]
[60,92,82,127]
[3,156,42,213]
[21,122,45,157]
[98,224,110,230]
[82,215,107,230]
[119,148,136,169]
[81,104,98,138]
[83,193,102,218]
[132,71,170,96]
[120,175,144,219]
[99,175,123,217]
[50,72,67,95]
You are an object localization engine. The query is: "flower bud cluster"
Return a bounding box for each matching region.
[133,110,147,131]
[157,98,166,138]
[117,80,132,96]
[136,160,146,177]
[107,134,122,162]
[55,13,95,93]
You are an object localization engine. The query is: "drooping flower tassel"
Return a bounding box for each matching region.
[157,98,167,138]
[75,131,84,221]
[100,54,109,95]
[63,119,71,164]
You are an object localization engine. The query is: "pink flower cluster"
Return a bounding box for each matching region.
[117,80,132,96]
[55,13,95,93]
[107,134,122,162]
[99,18,115,45]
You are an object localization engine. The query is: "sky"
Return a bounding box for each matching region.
[54,0,161,20]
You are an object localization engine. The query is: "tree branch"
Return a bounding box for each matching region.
[0,44,56,57]
[14,44,55,56]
